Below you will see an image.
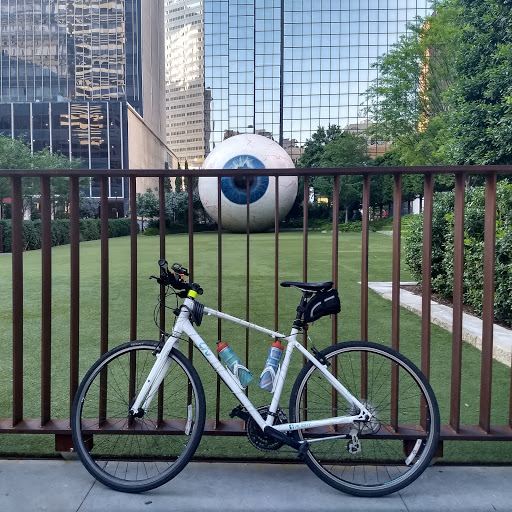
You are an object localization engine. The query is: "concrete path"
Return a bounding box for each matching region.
[1,459,512,512]
[368,282,512,366]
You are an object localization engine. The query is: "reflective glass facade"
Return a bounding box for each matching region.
[0,101,128,196]
[0,0,142,112]
[164,0,205,168]
[0,0,169,201]
[198,0,432,160]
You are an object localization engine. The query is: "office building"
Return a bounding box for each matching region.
[165,0,431,166]
[164,0,205,169]
[0,0,175,207]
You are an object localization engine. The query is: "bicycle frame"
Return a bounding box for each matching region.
[129,296,372,437]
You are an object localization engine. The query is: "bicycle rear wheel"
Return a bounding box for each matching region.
[289,341,439,497]
[71,340,206,493]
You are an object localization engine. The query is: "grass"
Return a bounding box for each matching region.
[0,231,511,462]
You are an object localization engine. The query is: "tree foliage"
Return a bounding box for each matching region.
[363,5,458,167]
[136,189,159,221]
[297,124,343,169]
[445,0,512,164]
[404,179,512,327]
[0,135,82,219]
[364,0,512,169]
[297,127,372,222]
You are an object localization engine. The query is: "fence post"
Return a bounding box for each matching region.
[0,223,2,253]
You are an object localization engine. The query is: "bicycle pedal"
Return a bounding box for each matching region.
[229,405,249,422]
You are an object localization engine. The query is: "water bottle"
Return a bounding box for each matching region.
[216,341,254,388]
[258,340,284,392]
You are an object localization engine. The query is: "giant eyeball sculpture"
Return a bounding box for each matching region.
[198,134,298,232]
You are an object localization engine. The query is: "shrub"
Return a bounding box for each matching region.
[141,227,160,236]
[0,220,12,252]
[404,180,512,327]
[108,218,131,238]
[52,219,70,247]
[0,218,138,252]
[79,219,101,241]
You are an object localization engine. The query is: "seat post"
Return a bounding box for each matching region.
[293,292,312,329]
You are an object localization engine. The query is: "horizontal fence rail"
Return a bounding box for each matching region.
[0,166,511,456]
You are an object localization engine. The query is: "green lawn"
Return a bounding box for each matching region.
[0,231,511,462]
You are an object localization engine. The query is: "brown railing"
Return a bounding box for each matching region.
[1,166,512,454]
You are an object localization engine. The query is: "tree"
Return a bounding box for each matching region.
[297,125,343,169]
[363,30,425,146]
[445,0,512,165]
[0,136,81,219]
[319,132,371,222]
[363,5,458,166]
[298,129,370,222]
[33,148,82,217]
[79,198,100,218]
[136,189,159,230]
[165,190,188,224]
[364,0,512,171]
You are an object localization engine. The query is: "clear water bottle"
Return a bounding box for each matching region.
[259,340,284,392]
[216,341,254,388]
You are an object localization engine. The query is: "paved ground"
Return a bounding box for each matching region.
[1,459,511,512]
[368,281,512,366]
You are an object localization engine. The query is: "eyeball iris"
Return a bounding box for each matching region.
[221,155,269,205]
[198,134,298,232]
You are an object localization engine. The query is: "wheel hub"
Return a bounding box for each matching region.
[350,399,381,435]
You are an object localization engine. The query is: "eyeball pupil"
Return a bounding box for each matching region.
[221,176,269,205]
[233,176,255,191]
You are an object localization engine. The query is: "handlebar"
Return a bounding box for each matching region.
[150,260,203,296]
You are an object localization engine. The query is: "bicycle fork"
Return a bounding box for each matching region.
[128,307,191,418]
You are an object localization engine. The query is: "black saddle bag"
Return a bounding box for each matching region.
[304,289,341,323]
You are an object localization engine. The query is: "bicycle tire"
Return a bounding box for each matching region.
[289,341,439,497]
[71,340,206,493]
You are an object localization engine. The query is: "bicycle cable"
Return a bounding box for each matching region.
[153,286,180,337]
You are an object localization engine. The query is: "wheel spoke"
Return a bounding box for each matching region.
[290,341,439,497]
[71,342,205,492]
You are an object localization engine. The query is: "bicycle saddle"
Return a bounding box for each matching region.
[280,281,334,293]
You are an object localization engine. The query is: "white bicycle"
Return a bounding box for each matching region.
[71,260,440,497]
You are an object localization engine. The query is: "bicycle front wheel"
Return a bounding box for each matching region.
[289,341,439,497]
[71,341,206,493]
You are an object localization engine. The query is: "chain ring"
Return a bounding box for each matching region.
[246,406,288,452]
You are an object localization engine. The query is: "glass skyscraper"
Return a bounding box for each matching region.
[165,0,205,168]
[0,0,142,111]
[165,0,432,166]
[0,0,173,204]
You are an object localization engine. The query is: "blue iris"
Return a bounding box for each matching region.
[221,155,269,205]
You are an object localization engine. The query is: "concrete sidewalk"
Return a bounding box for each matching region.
[367,281,512,366]
[1,459,511,512]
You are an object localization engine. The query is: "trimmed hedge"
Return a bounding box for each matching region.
[0,218,135,253]
[405,180,512,327]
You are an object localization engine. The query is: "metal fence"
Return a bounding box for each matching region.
[1,166,511,454]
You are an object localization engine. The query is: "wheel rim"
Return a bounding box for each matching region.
[74,345,203,488]
[292,345,438,493]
